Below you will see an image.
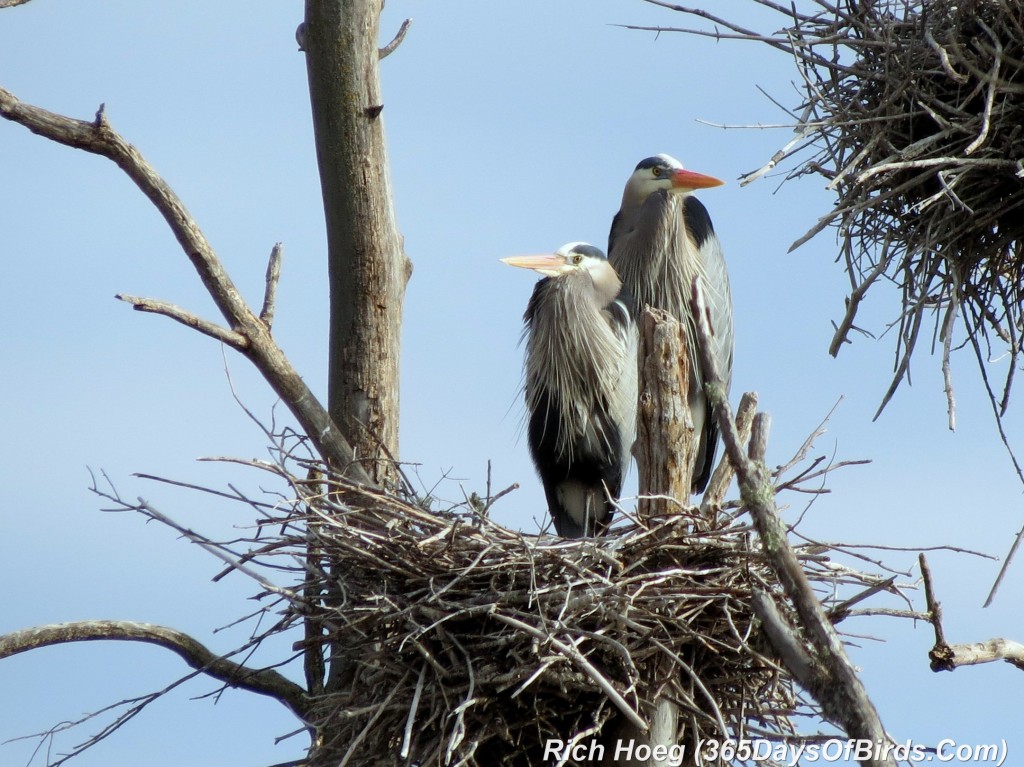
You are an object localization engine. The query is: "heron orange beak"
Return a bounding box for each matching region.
[671,168,725,190]
[500,254,568,277]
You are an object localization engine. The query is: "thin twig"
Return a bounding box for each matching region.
[940,287,959,431]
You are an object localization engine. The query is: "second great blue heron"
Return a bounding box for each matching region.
[503,243,638,538]
[608,154,732,494]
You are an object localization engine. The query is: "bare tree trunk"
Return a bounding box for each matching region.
[636,307,695,522]
[300,4,411,761]
[303,0,410,488]
[604,307,693,766]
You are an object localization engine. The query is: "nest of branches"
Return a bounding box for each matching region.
[654,0,1024,420]
[306,503,778,765]
[258,463,899,767]
[799,0,1024,415]
[85,393,924,767]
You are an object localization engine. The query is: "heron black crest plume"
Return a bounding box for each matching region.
[503,242,638,538]
[609,154,733,494]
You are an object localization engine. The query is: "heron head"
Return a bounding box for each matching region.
[623,154,724,203]
[502,242,623,303]
[501,242,609,278]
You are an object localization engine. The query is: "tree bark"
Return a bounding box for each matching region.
[303,0,410,489]
[635,307,695,522]
[611,307,692,766]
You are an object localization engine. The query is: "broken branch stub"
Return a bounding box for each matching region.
[636,307,695,522]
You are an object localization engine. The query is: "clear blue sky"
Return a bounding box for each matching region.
[1,2,1021,765]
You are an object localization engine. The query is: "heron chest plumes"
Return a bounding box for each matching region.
[613,192,698,335]
[524,271,635,461]
[611,192,732,383]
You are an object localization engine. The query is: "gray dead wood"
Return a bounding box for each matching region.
[931,639,1024,672]
[921,554,1024,673]
[303,0,412,490]
[0,86,374,488]
[636,307,696,524]
[690,278,895,767]
[700,391,757,514]
[0,620,310,718]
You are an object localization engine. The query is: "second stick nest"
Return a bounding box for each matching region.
[811,0,1024,395]
[656,0,1024,416]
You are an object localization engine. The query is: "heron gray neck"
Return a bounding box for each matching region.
[612,192,699,317]
[589,260,623,310]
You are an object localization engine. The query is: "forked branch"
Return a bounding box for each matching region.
[921,554,1024,673]
[0,86,372,487]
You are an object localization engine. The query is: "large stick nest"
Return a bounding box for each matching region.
[652,0,1024,418]
[310,503,783,765]
[96,421,920,767]
[274,465,903,766]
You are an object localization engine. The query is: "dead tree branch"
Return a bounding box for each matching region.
[930,638,1024,673]
[115,294,249,348]
[921,554,1024,673]
[0,621,311,718]
[379,18,412,59]
[701,391,758,514]
[0,86,373,487]
[636,308,694,523]
[261,242,284,330]
[691,278,895,766]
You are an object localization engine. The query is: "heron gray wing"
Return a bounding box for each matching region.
[608,210,627,256]
[686,197,734,393]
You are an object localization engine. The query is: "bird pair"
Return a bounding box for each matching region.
[504,154,733,539]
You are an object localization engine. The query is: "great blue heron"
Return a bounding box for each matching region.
[503,242,638,538]
[608,154,732,494]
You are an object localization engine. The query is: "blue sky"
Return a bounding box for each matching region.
[1,2,1021,765]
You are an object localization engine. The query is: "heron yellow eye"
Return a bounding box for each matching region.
[571,254,583,265]
[652,166,663,178]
